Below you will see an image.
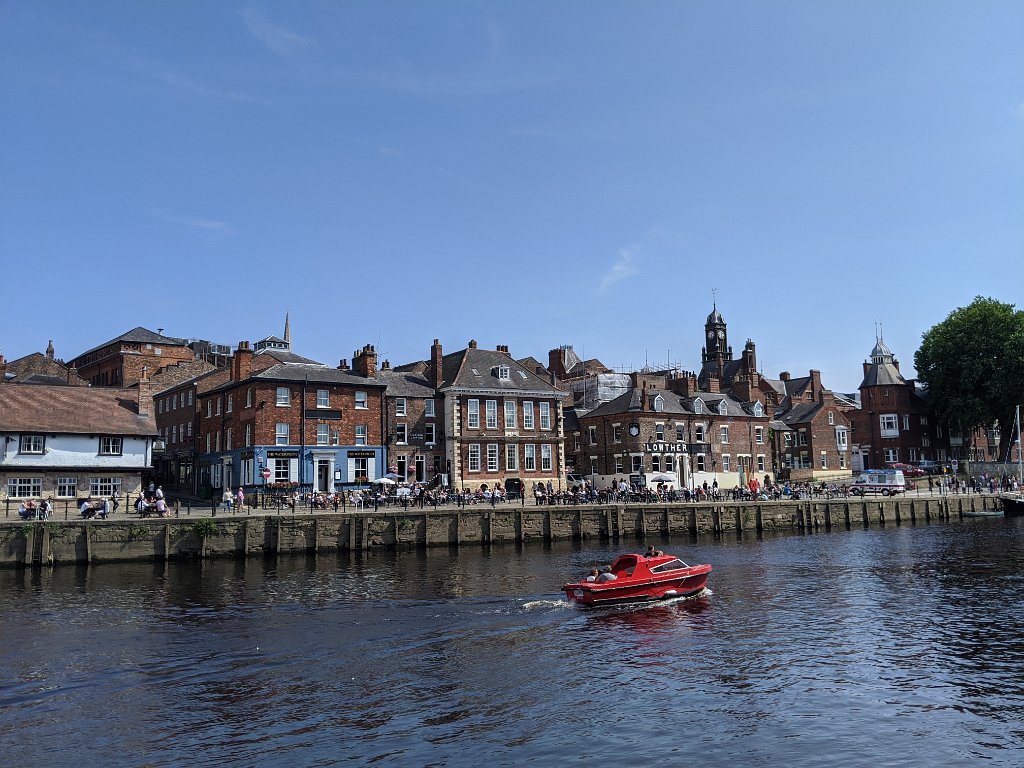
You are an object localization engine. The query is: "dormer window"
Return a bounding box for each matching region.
[652,394,664,413]
[694,398,705,414]
[718,401,728,416]
[496,365,510,380]
[753,402,763,417]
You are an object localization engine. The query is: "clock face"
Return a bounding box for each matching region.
[717,330,724,339]
[707,330,714,338]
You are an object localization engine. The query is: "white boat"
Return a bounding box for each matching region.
[999,405,1024,517]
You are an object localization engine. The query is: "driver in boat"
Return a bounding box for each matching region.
[596,566,618,582]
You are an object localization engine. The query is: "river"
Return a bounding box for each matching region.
[2,517,1024,767]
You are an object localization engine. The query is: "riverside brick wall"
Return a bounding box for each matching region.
[0,494,1002,568]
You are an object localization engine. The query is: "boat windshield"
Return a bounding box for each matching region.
[650,559,688,573]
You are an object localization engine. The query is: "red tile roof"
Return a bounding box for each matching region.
[0,384,158,436]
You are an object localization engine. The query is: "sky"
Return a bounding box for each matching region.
[2,1,1022,393]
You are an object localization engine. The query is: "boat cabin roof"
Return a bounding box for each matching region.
[609,553,688,577]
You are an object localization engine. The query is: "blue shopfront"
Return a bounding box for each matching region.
[205,445,384,494]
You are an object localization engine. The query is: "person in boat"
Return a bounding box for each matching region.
[584,568,599,582]
[645,545,657,558]
[596,566,617,582]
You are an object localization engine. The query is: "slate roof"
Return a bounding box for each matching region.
[376,370,436,398]
[249,363,387,388]
[256,348,322,365]
[860,362,906,388]
[0,384,158,436]
[583,387,757,420]
[776,402,823,427]
[73,327,189,360]
[440,348,563,395]
[4,351,89,386]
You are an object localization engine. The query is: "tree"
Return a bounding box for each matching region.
[915,297,1024,456]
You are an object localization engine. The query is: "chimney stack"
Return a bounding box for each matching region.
[232,340,253,381]
[468,339,478,349]
[0,353,7,383]
[46,340,55,360]
[810,369,822,402]
[780,371,791,382]
[431,339,443,389]
[337,358,350,371]
[137,367,152,418]
[353,344,378,378]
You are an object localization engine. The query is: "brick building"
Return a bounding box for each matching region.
[0,341,88,386]
[192,342,386,495]
[847,336,994,470]
[398,340,567,495]
[568,370,772,490]
[68,327,198,387]
[769,370,853,481]
[376,356,446,485]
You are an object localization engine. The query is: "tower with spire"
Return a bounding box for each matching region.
[283,311,291,350]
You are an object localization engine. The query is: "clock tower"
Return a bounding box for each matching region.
[701,303,730,364]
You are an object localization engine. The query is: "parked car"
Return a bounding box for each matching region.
[886,462,925,478]
[913,460,941,474]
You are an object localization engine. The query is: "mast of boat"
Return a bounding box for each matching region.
[1017,404,1022,483]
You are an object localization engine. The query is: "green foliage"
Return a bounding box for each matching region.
[915,297,1024,436]
[193,518,218,538]
[128,525,149,539]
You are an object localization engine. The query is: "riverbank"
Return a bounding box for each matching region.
[0,493,1002,568]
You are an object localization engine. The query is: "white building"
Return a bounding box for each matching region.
[0,380,158,501]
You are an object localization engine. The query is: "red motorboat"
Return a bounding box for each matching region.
[562,553,712,607]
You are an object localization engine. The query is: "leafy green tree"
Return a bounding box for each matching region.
[915,297,1024,455]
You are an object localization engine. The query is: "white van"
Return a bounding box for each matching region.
[849,469,906,496]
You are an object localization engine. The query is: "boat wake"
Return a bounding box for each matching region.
[521,599,574,611]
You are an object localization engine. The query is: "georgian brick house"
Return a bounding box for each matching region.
[396,340,568,496]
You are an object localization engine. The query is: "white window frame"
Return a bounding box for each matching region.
[523,401,535,430]
[524,444,536,471]
[99,437,123,456]
[539,402,551,430]
[19,435,44,454]
[485,400,498,429]
[316,424,329,445]
[275,423,290,445]
[755,426,764,444]
[355,391,368,410]
[317,389,330,408]
[487,443,499,471]
[541,444,552,471]
[395,398,407,416]
[424,423,436,445]
[7,477,42,498]
[276,387,290,407]
[720,426,729,444]
[89,477,121,497]
[396,423,408,444]
[505,401,517,429]
[57,477,78,498]
[468,444,481,472]
[355,425,368,446]
[424,399,435,417]
[506,444,518,471]
[468,399,480,429]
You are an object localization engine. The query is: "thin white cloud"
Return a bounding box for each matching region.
[598,246,639,293]
[124,53,268,105]
[152,208,234,234]
[242,9,313,57]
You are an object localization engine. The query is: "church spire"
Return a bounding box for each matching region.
[283,311,291,349]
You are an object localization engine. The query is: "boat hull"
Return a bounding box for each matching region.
[562,565,711,607]
[1001,494,1024,517]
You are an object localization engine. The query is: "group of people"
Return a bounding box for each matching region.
[135,483,169,517]
[80,496,118,519]
[17,499,51,520]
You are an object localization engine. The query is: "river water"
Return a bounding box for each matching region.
[2,517,1024,767]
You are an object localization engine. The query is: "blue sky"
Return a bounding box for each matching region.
[2,1,1022,393]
